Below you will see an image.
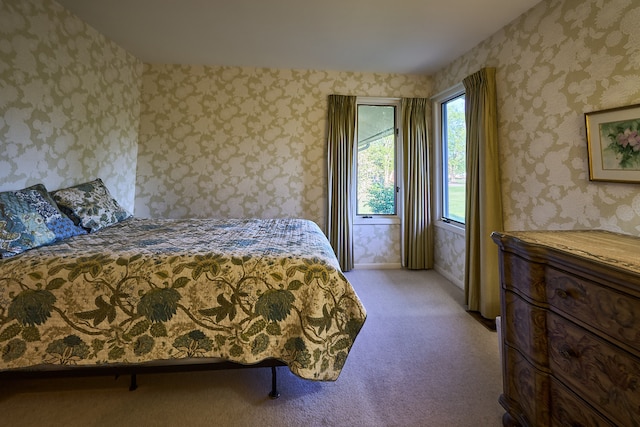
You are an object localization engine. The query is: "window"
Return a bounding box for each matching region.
[355,100,400,218]
[435,87,466,225]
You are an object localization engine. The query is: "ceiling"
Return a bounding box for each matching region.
[57,0,542,75]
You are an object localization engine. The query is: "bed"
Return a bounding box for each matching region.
[0,180,366,396]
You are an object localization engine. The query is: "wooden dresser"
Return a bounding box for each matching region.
[491,230,640,427]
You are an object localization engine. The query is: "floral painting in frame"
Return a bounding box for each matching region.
[586,103,640,183]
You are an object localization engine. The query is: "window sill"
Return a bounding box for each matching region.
[435,219,465,236]
[354,216,400,225]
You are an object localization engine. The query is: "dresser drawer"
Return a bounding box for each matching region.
[547,313,640,427]
[502,252,547,302]
[503,345,550,426]
[545,266,640,352]
[504,290,548,368]
[550,378,614,427]
[493,230,640,427]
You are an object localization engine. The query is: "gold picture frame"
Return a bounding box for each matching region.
[585,103,640,183]
[584,104,640,182]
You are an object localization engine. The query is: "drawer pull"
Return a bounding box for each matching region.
[559,345,578,359]
[555,288,568,299]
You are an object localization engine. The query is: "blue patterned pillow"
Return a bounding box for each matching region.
[14,184,87,241]
[0,190,56,258]
[51,179,132,233]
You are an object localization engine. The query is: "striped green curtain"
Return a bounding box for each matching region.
[463,68,504,319]
[401,98,433,270]
[326,95,356,271]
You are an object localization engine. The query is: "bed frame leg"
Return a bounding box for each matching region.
[129,374,138,391]
[268,366,280,399]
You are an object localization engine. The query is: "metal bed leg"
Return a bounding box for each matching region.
[268,366,280,399]
[129,374,138,391]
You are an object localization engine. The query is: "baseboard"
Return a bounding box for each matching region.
[433,263,464,290]
[354,263,402,269]
[468,310,497,331]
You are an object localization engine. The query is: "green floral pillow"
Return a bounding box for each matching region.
[0,190,56,258]
[51,179,132,233]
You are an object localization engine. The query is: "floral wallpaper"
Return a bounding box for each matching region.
[432,0,640,287]
[0,0,142,212]
[136,64,431,266]
[10,0,638,275]
[433,225,465,287]
[1,0,427,268]
[353,223,402,267]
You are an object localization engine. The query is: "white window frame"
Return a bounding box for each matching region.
[433,84,465,234]
[353,97,402,226]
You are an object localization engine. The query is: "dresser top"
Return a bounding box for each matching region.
[492,230,640,275]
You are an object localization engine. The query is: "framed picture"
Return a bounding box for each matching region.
[585,103,640,183]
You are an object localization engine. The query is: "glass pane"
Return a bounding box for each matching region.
[442,95,466,223]
[357,105,396,215]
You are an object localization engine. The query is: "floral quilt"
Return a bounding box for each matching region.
[0,218,366,381]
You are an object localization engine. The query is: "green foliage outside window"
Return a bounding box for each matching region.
[357,105,396,215]
[443,95,466,223]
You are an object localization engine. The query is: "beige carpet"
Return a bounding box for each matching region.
[0,269,504,427]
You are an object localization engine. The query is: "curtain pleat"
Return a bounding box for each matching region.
[401,98,433,270]
[463,68,504,319]
[326,95,356,271]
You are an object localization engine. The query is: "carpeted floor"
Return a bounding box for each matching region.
[0,269,503,427]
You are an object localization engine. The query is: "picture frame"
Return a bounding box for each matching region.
[585,103,640,183]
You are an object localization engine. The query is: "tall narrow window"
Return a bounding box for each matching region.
[356,104,398,216]
[441,94,466,224]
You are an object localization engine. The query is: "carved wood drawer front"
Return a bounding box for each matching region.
[547,312,640,427]
[550,379,614,427]
[504,345,550,426]
[503,253,547,302]
[504,291,548,368]
[545,267,640,351]
[493,230,640,427]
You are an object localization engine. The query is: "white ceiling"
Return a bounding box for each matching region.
[57,0,542,75]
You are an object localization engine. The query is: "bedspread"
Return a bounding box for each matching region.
[0,218,366,381]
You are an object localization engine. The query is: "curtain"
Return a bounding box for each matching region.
[401,98,433,269]
[326,95,357,271]
[463,68,504,319]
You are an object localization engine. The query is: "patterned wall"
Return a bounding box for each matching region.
[11,0,634,275]
[432,0,640,286]
[0,0,142,212]
[433,225,465,287]
[353,223,402,267]
[136,65,431,265]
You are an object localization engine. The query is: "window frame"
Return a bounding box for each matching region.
[353,97,402,226]
[433,84,466,232]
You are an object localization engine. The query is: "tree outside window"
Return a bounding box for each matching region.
[356,105,396,216]
[442,95,466,223]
